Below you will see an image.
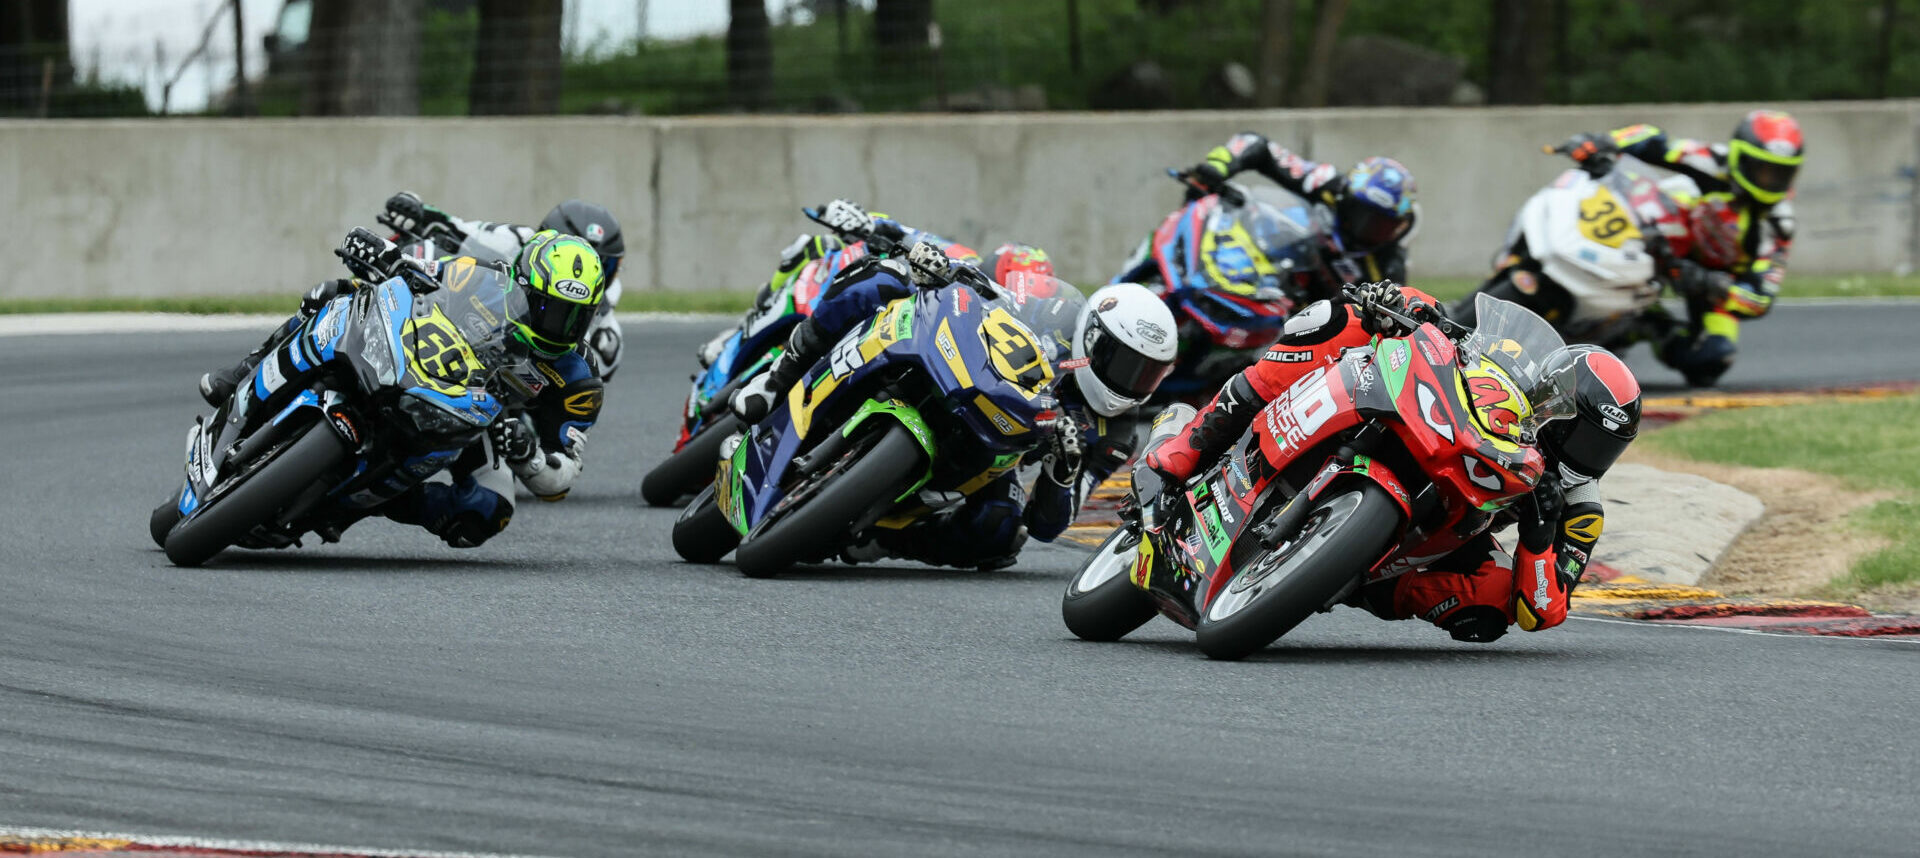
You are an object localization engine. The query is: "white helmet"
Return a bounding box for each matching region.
[1072,283,1179,417]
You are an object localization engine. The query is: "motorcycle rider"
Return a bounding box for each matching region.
[1143,282,1643,641]
[1556,109,1803,386]
[382,192,629,377]
[197,228,610,548]
[1185,132,1419,285]
[694,202,986,370]
[728,202,1179,570]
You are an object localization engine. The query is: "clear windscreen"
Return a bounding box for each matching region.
[416,260,527,383]
[998,273,1086,366]
[1456,293,1577,437]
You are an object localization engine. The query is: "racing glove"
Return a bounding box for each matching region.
[489,415,539,468]
[1044,417,1085,486]
[817,198,875,239]
[1555,132,1618,177]
[905,240,952,287]
[1351,280,1415,338]
[382,191,450,236]
[1672,259,1735,306]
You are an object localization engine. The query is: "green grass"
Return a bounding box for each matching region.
[1642,395,1920,591]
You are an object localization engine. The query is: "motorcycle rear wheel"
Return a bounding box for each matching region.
[734,423,925,579]
[1194,483,1399,661]
[671,483,741,564]
[1061,526,1158,642]
[162,424,349,567]
[641,414,744,508]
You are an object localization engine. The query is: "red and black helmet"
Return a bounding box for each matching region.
[986,242,1055,284]
[1542,346,1641,480]
[1727,109,1803,205]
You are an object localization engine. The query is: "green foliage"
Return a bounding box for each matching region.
[558,0,1920,114]
[1644,394,1920,590]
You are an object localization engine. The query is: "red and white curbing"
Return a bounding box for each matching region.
[0,825,559,857]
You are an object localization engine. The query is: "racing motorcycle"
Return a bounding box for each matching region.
[1450,151,1691,348]
[1061,291,1575,660]
[147,232,527,567]
[380,208,627,382]
[670,267,1062,578]
[639,212,979,508]
[1112,170,1337,403]
[638,219,872,507]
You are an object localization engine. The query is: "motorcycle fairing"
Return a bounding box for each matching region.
[722,287,1055,538]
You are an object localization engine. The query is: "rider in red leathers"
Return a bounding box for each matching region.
[1144,283,1643,641]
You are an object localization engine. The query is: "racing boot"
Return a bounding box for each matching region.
[730,318,830,424]
[1657,323,1737,388]
[1142,374,1262,483]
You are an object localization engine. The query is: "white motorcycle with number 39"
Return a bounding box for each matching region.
[1452,154,1689,349]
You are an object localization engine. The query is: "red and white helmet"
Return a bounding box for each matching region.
[1728,109,1804,205]
[1072,283,1178,417]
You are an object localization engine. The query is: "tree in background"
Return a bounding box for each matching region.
[0,0,72,116]
[874,0,933,70]
[304,0,420,115]
[470,0,561,114]
[1294,0,1350,107]
[728,0,773,110]
[1255,0,1295,106]
[1487,0,1549,104]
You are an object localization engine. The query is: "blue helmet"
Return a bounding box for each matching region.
[1336,156,1417,252]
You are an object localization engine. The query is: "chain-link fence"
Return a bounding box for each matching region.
[14,0,1920,118]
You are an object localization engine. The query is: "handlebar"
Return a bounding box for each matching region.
[1166,167,1247,207]
[1339,282,1470,340]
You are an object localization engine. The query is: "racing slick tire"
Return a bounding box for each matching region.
[642,414,745,507]
[671,483,741,564]
[1194,482,1400,661]
[734,423,925,579]
[1062,526,1158,642]
[162,423,350,568]
[150,490,184,548]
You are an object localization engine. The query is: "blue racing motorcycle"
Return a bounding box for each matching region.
[670,268,1060,578]
[148,232,525,566]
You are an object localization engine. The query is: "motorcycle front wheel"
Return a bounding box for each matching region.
[162,423,349,567]
[733,422,925,579]
[671,483,741,564]
[1061,526,1158,642]
[641,414,744,508]
[1194,482,1399,661]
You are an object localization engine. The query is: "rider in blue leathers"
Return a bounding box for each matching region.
[729,202,1179,569]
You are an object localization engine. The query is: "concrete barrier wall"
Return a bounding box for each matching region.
[4,100,1915,299]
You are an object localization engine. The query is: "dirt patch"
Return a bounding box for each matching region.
[1618,448,1912,611]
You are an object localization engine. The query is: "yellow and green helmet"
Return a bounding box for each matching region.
[511,229,607,358]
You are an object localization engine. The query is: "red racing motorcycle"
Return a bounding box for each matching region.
[1061,292,1576,660]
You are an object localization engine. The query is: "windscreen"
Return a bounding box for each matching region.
[415,259,526,384]
[1455,293,1577,439]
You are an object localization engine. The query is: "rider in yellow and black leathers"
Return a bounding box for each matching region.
[1560,110,1804,387]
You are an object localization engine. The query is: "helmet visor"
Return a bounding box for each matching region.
[1741,159,1798,196]
[1088,322,1175,400]
[1338,198,1411,251]
[1553,412,1631,479]
[522,287,596,355]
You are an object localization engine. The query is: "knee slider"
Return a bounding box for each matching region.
[1441,605,1510,643]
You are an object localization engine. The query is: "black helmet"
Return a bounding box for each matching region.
[1542,345,1641,480]
[539,200,625,282]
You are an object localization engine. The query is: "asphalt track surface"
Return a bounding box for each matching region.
[1,303,1917,856]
